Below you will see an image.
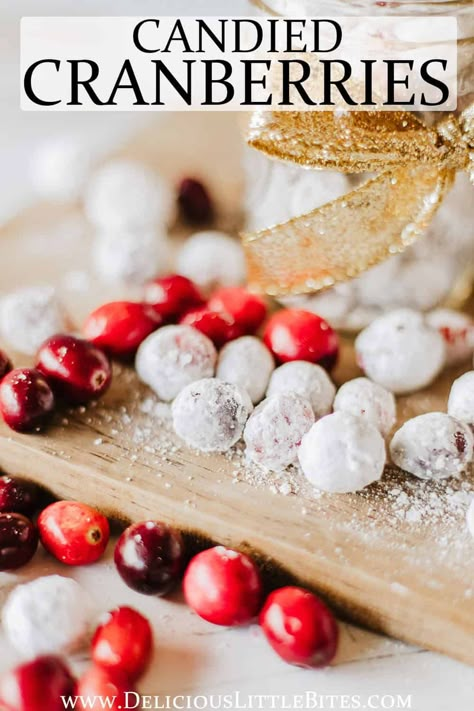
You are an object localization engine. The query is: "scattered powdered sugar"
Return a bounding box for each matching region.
[48,363,474,596]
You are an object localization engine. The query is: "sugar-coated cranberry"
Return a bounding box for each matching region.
[143,274,204,321]
[208,287,267,334]
[0,475,40,515]
[0,349,12,380]
[75,665,132,711]
[179,307,244,348]
[38,501,110,566]
[83,301,161,359]
[177,177,214,224]
[114,520,185,596]
[0,655,75,711]
[259,586,339,668]
[36,335,112,404]
[183,546,263,626]
[0,512,38,570]
[263,309,339,370]
[0,368,55,432]
[92,606,153,682]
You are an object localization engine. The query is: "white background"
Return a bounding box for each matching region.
[0,3,474,710]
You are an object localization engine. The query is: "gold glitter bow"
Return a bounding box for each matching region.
[242,105,474,296]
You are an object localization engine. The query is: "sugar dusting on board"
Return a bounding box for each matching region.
[48,364,474,600]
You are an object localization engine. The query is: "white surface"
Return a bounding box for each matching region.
[0,3,474,709]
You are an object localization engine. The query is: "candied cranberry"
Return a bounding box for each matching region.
[179,307,244,348]
[208,287,267,334]
[0,368,55,432]
[38,501,110,566]
[177,177,214,224]
[259,586,339,668]
[36,335,112,404]
[0,475,40,515]
[0,349,12,380]
[75,665,132,711]
[143,274,204,321]
[183,546,263,626]
[83,301,161,359]
[263,309,339,370]
[0,655,75,711]
[114,520,185,596]
[92,606,153,682]
[0,512,38,570]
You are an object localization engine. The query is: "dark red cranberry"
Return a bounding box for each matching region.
[75,665,132,711]
[92,606,153,682]
[177,177,214,224]
[0,475,40,515]
[38,501,110,566]
[208,287,268,334]
[0,349,12,380]
[83,301,161,359]
[179,307,244,348]
[0,512,38,570]
[143,274,204,321]
[259,586,339,668]
[114,520,185,596]
[183,546,263,626]
[263,309,339,370]
[0,656,75,711]
[0,368,55,432]
[36,335,112,404]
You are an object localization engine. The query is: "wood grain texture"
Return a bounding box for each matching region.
[0,114,473,665]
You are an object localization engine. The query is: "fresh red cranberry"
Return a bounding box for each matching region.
[92,606,153,682]
[0,349,12,380]
[259,586,339,668]
[36,335,112,404]
[83,301,161,359]
[179,307,244,348]
[263,309,339,370]
[208,287,267,334]
[38,501,110,566]
[0,368,55,432]
[183,546,263,626]
[177,177,214,224]
[143,274,204,321]
[0,655,75,711]
[75,665,132,711]
[114,520,185,596]
[0,512,38,570]
[0,475,40,515]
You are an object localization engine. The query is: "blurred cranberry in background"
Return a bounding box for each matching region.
[143,274,204,322]
[177,177,214,224]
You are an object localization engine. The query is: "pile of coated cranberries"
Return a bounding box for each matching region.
[0,476,339,710]
[0,272,338,434]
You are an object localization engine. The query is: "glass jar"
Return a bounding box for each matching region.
[245,0,474,330]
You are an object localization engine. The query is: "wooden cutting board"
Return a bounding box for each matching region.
[0,113,473,666]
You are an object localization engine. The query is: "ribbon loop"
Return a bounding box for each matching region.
[243,105,474,295]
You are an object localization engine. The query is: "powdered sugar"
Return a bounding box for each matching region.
[244,392,314,472]
[266,360,335,419]
[0,286,69,355]
[355,309,446,394]
[172,378,253,453]
[136,325,217,401]
[334,377,396,438]
[217,336,274,405]
[448,371,474,430]
[390,412,474,481]
[299,411,386,493]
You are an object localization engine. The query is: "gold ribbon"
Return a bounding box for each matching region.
[242,105,474,296]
